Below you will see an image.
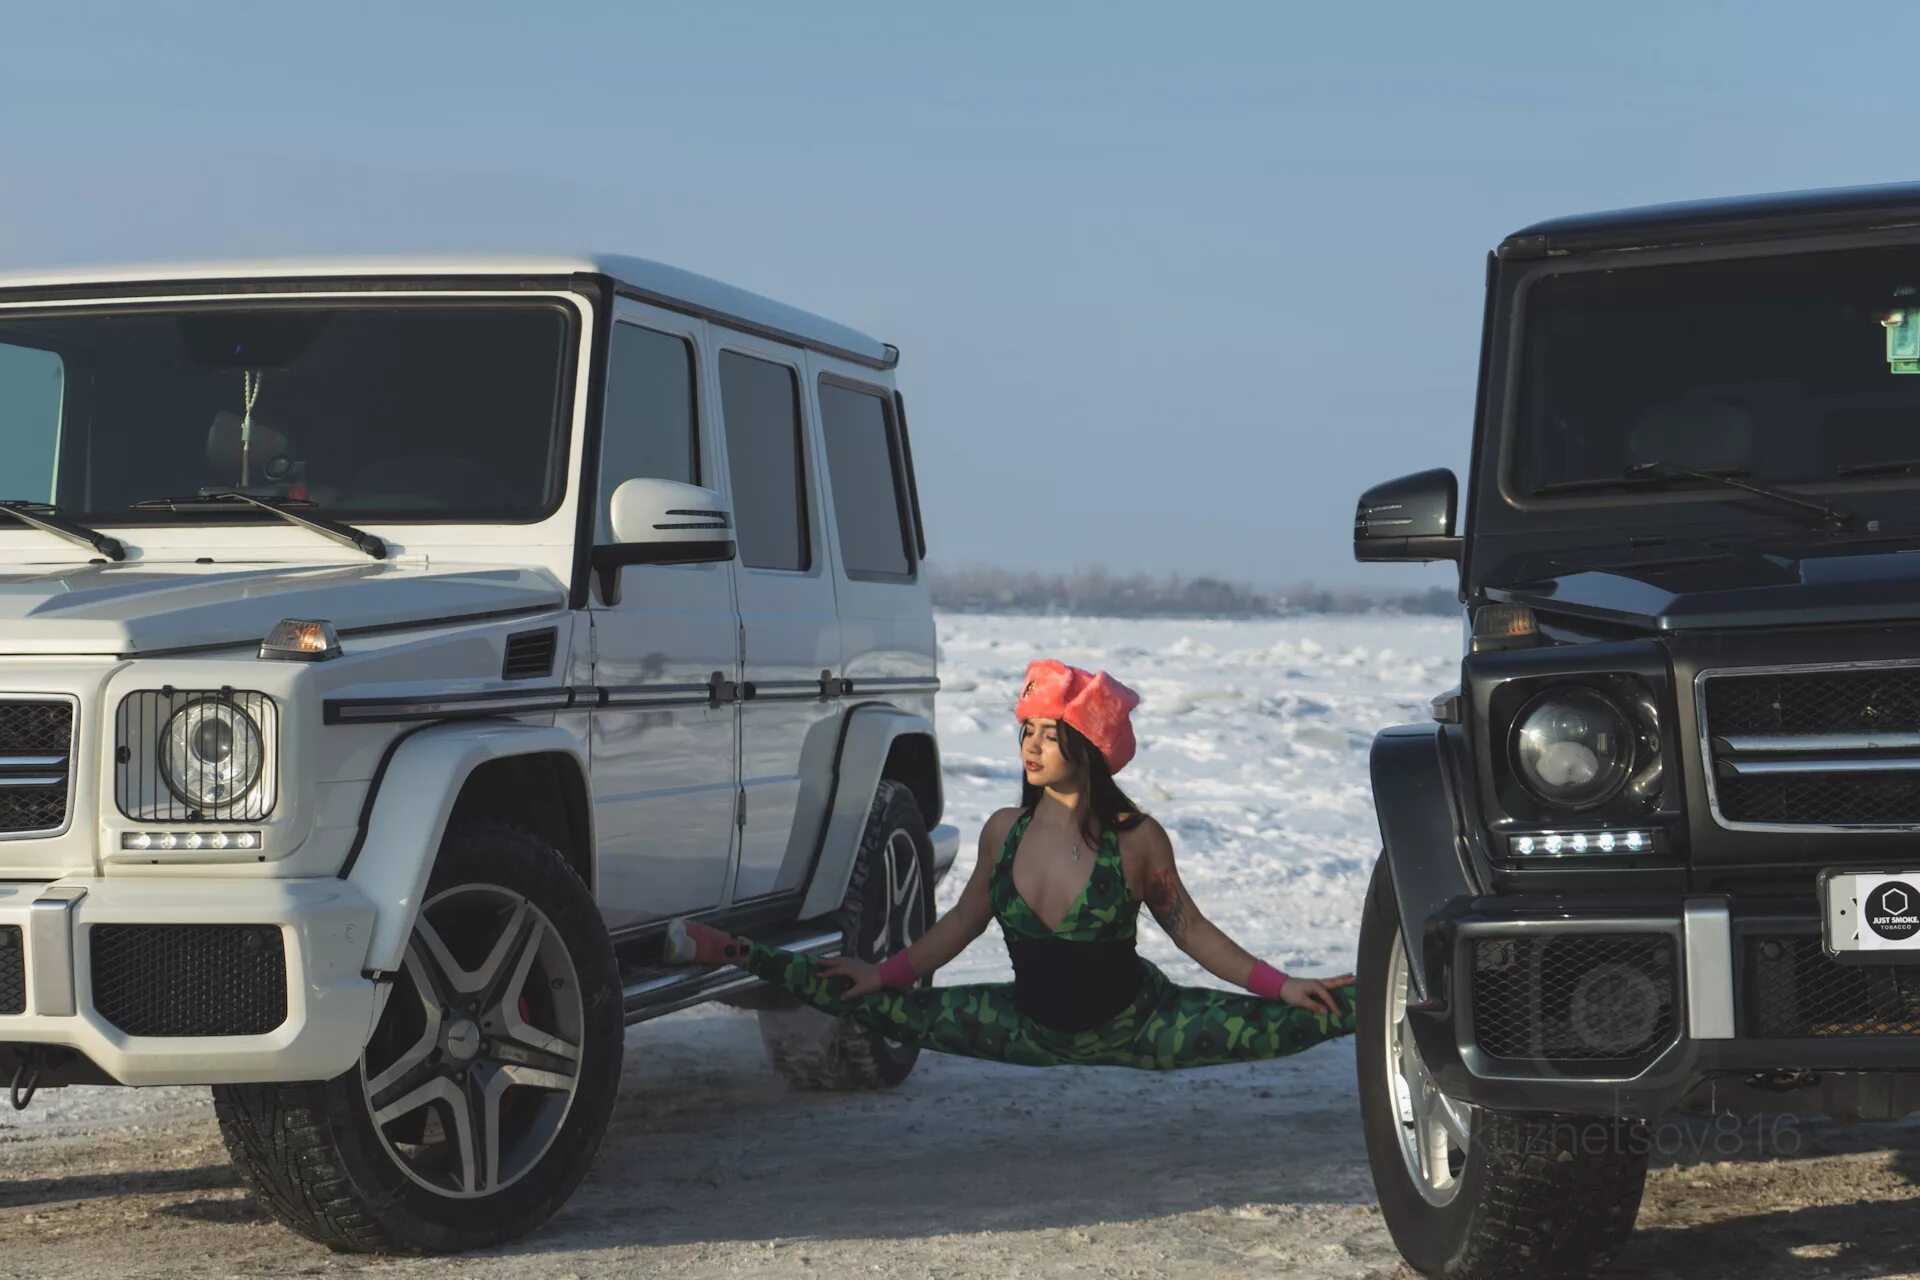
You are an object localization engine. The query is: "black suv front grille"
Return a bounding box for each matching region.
[89,924,287,1036]
[1746,935,1920,1037]
[1702,666,1920,826]
[1470,933,1678,1063]
[1704,668,1920,735]
[1718,774,1920,826]
[0,700,73,835]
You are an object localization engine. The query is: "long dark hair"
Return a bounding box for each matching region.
[1020,717,1147,848]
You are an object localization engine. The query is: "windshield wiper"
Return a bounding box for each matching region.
[0,500,127,562]
[1535,462,1859,532]
[1836,456,1920,478]
[131,492,387,560]
[1532,464,1751,496]
[1546,549,1739,575]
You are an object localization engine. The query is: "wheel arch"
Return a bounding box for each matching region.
[880,729,942,829]
[1372,722,1482,1002]
[342,721,592,976]
[448,752,594,894]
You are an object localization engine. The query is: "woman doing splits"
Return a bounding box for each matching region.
[663,658,1358,1069]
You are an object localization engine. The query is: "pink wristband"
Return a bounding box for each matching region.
[1246,959,1289,1001]
[876,950,918,988]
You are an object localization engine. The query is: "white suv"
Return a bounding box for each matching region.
[0,255,958,1251]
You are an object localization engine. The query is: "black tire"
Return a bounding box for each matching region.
[1356,852,1650,1279]
[758,779,934,1090]
[213,822,623,1254]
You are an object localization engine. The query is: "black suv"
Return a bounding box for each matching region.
[1352,183,1920,1278]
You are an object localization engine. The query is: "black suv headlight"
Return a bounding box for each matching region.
[1511,686,1635,810]
[1470,640,1680,860]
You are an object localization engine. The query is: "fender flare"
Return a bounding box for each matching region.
[343,721,590,975]
[1371,722,1481,1002]
[797,705,940,921]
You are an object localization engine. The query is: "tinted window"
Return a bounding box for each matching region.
[719,351,809,570]
[1516,245,1920,494]
[819,379,912,576]
[0,303,571,521]
[598,324,698,542]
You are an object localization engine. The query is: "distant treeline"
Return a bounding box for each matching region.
[929,566,1457,618]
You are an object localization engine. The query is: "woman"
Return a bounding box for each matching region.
[664,658,1359,1069]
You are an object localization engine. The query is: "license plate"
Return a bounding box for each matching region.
[1820,869,1920,959]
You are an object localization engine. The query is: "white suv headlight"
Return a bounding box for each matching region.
[160,698,265,808]
[116,690,279,822]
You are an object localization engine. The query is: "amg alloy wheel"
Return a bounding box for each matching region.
[1384,921,1473,1205]
[759,780,934,1088]
[871,825,932,1053]
[1356,853,1651,1279]
[361,883,583,1199]
[215,823,622,1253]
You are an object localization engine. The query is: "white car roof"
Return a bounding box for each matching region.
[0,253,897,369]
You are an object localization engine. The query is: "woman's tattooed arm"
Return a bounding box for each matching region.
[1131,818,1264,986]
[1143,866,1192,946]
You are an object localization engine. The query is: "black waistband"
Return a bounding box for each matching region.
[1003,936,1146,1033]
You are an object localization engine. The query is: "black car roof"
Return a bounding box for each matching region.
[1500,181,1920,258]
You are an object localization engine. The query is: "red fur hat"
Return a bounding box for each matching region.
[1014,658,1141,773]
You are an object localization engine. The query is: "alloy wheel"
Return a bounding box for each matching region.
[871,828,929,1049]
[1385,926,1473,1205]
[361,883,584,1199]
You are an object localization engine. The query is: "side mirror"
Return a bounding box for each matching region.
[592,478,736,604]
[1353,468,1463,563]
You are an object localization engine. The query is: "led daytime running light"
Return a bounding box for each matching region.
[121,830,261,852]
[1509,829,1659,857]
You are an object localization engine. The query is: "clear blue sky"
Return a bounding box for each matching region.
[0,3,1908,588]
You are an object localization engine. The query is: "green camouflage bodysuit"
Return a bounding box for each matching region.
[735,809,1359,1069]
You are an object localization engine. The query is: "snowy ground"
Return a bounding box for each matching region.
[1,611,1918,1278]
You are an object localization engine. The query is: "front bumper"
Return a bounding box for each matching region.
[0,877,378,1086]
[1415,892,1920,1118]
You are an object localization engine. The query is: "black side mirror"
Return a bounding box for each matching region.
[1353,468,1463,563]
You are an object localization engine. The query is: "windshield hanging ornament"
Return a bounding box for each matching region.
[1884,286,1920,375]
[238,370,263,486]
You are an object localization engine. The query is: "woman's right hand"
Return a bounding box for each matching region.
[817,956,882,999]
[1279,972,1355,1016]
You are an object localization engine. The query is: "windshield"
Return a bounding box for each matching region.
[1512,245,1920,498]
[0,300,574,523]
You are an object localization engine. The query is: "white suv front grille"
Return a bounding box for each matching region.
[0,696,76,837]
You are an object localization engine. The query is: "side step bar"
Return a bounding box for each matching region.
[621,926,842,1025]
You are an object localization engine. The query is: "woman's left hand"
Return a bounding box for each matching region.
[1279,972,1355,1016]
[817,956,883,999]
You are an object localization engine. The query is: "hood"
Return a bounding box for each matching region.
[1487,542,1920,631]
[0,561,566,655]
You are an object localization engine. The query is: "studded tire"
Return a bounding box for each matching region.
[212,822,623,1254]
[1357,852,1651,1279]
[757,780,934,1090]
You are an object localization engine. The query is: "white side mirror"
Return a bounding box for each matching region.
[608,477,733,550]
[593,478,735,603]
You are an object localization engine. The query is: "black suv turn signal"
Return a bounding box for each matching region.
[1471,603,1538,652]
